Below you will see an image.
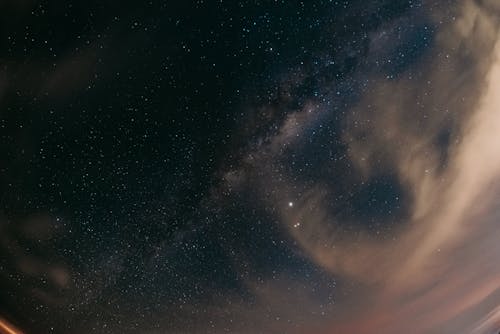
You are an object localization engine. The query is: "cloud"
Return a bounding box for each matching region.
[214,0,500,332]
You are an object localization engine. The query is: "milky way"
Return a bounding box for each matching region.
[1,1,500,333]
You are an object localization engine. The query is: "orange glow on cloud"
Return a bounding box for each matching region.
[0,318,23,334]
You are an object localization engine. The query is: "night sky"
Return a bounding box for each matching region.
[1,1,500,333]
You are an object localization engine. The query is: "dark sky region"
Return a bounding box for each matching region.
[1,1,500,333]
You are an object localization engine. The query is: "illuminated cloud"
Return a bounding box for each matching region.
[218,0,500,332]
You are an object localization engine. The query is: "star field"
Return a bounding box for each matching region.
[1,1,500,334]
